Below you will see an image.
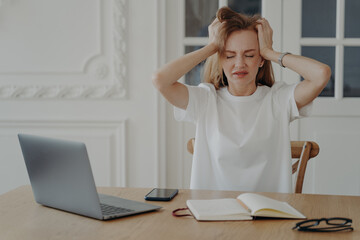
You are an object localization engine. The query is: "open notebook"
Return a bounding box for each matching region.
[186,193,306,221]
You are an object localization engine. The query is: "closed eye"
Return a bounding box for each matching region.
[245,55,254,58]
[226,56,235,59]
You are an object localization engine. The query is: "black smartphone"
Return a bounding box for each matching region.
[144,188,178,201]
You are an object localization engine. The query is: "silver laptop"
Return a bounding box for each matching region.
[18,134,161,220]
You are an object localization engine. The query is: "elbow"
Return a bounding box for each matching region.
[152,71,164,91]
[311,64,331,90]
[319,64,331,88]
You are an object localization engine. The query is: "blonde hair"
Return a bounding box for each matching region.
[203,7,274,89]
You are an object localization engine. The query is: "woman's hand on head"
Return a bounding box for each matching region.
[208,18,222,49]
[256,18,274,60]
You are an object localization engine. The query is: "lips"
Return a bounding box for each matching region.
[232,70,248,77]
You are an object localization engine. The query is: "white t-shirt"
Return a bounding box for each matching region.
[174,81,312,193]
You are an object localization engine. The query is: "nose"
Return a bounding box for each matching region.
[234,56,246,68]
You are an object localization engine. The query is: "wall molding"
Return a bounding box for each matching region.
[0,118,127,187]
[154,0,167,188]
[0,0,128,100]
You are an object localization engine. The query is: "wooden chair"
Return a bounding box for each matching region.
[186,138,319,194]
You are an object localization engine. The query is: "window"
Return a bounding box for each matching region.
[301,0,360,98]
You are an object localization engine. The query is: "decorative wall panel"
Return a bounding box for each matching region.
[0,118,127,194]
[0,0,127,99]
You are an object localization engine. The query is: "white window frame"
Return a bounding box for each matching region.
[299,0,360,100]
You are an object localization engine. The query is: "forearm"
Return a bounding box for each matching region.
[264,50,331,87]
[152,43,218,89]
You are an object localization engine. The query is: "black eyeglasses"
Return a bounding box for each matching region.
[292,218,353,232]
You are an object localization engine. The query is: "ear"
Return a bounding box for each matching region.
[259,57,265,68]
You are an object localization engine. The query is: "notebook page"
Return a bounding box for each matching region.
[237,193,305,218]
[187,198,250,218]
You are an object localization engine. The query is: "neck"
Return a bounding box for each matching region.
[227,82,257,96]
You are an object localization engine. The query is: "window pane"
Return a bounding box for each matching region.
[302,0,336,38]
[185,46,205,86]
[185,0,218,37]
[301,47,335,97]
[344,47,360,97]
[228,0,261,15]
[345,0,360,38]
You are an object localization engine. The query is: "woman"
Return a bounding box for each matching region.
[152,7,330,193]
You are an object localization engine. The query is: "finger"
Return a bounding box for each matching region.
[256,19,267,30]
[257,18,270,25]
[256,22,266,35]
[256,19,268,27]
[257,19,272,35]
[261,18,272,29]
[210,18,219,26]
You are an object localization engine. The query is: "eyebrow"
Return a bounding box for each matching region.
[225,49,256,53]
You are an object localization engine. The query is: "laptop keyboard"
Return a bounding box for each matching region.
[100,203,135,216]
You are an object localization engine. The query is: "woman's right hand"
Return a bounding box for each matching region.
[208,18,222,48]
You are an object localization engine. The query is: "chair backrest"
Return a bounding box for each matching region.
[186,138,319,194]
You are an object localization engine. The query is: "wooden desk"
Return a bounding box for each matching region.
[0,186,359,240]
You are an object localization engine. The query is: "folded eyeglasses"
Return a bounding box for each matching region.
[292,217,353,232]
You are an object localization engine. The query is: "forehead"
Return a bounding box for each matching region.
[225,30,259,51]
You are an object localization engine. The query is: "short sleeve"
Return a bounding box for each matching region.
[174,83,213,123]
[288,83,313,121]
[273,82,313,122]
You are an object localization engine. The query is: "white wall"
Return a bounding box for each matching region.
[0,0,163,194]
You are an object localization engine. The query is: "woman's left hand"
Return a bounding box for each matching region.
[256,18,274,60]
